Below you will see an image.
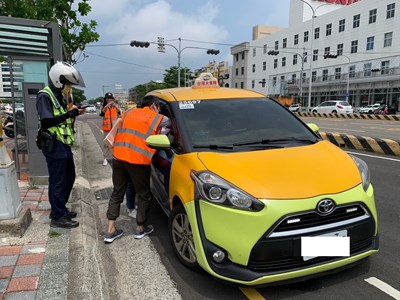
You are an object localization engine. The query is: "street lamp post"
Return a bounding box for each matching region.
[300,0,329,111]
[130,38,219,87]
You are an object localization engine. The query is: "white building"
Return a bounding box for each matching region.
[231,0,400,110]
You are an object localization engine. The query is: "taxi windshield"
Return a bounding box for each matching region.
[177,97,318,149]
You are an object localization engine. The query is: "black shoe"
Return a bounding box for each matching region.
[67,211,78,219]
[50,218,79,228]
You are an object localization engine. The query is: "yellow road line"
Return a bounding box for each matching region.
[239,287,266,300]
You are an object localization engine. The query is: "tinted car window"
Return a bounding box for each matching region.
[172,98,317,148]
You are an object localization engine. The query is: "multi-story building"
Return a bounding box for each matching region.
[231,0,400,111]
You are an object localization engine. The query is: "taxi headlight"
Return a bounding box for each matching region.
[191,171,264,211]
[351,155,371,192]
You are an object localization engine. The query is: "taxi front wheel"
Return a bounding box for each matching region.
[168,203,199,270]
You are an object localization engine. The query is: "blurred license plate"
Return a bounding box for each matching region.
[302,230,349,261]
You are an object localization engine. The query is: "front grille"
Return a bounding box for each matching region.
[270,203,367,236]
[248,236,374,272]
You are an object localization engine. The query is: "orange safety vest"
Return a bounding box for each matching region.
[113,107,163,165]
[102,106,119,131]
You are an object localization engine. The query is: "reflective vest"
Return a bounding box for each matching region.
[113,107,163,165]
[39,86,74,145]
[102,106,119,131]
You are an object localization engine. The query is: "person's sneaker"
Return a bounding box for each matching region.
[50,218,79,228]
[104,229,123,244]
[134,225,154,239]
[127,209,137,219]
[67,211,77,219]
[102,159,108,166]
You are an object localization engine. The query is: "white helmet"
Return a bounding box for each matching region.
[49,61,86,89]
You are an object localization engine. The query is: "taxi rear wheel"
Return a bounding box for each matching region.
[168,204,199,270]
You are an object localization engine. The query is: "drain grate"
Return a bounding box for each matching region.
[94,188,113,200]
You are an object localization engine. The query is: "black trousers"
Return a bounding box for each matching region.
[106,159,151,226]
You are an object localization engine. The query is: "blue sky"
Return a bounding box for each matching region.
[77,0,290,99]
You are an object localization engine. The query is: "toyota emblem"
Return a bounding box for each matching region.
[316,199,335,215]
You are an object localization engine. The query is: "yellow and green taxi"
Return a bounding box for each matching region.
[145,73,378,286]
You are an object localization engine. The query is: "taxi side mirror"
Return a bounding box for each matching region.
[307,123,320,134]
[145,134,171,149]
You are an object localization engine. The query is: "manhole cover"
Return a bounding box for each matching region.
[94,188,113,200]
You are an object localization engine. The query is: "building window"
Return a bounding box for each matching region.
[251,80,255,89]
[302,72,306,83]
[326,23,332,36]
[263,44,267,54]
[351,40,358,53]
[253,48,256,57]
[274,59,278,69]
[324,47,330,55]
[304,31,309,42]
[240,82,244,89]
[293,54,298,65]
[353,14,360,28]
[235,82,238,88]
[384,32,393,47]
[312,71,316,82]
[369,9,377,24]
[241,67,244,75]
[252,64,256,72]
[366,36,375,50]
[283,38,287,48]
[272,77,277,86]
[235,68,238,76]
[314,27,320,39]
[282,57,286,67]
[381,60,390,75]
[339,19,345,32]
[242,52,245,60]
[313,49,318,61]
[323,69,328,81]
[335,67,341,80]
[291,74,296,82]
[275,41,279,50]
[235,54,239,61]
[304,52,308,63]
[294,34,299,45]
[280,75,285,82]
[364,63,372,76]
[337,43,343,56]
[263,61,266,71]
[349,65,356,78]
[387,3,395,19]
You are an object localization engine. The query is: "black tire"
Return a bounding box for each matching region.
[4,129,14,138]
[168,203,199,270]
[332,110,337,114]
[312,110,317,113]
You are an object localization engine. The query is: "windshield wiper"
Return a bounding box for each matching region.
[233,138,318,146]
[193,144,234,150]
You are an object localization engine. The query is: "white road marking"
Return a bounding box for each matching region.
[347,151,400,162]
[365,277,400,300]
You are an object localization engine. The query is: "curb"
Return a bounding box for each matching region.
[320,131,400,157]
[295,112,400,121]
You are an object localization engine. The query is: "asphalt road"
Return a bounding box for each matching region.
[299,116,400,141]
[82,113,400,300]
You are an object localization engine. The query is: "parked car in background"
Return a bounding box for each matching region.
[84,105,97,113]
[358,104,375,114]
[312,101,353,114]
[4,103,24,114]
[288,104,301,112]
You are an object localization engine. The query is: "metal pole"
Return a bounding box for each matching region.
[177,37,181,88]
[345,56,350,103]
[299,49,305,105]
[307,11,315,112]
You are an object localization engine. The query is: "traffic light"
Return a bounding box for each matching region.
[130,40,150,48]
[324,53,338,59]
[267,50,279,55]
[157,36,165,53]
[259,79,266,87]
[207,49,220,55]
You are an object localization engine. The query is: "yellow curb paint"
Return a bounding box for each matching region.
[239,287,266,300]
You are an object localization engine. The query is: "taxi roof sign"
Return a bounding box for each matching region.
[193,73,219,89]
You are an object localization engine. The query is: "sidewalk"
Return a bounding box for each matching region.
[0,182,50,300]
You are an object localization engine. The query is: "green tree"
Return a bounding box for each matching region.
[133,81,168,104]
[0,0,99,63]
[163,66,192,88]
[72,87,86,104]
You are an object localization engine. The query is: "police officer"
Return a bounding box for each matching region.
[36,61,85,228]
